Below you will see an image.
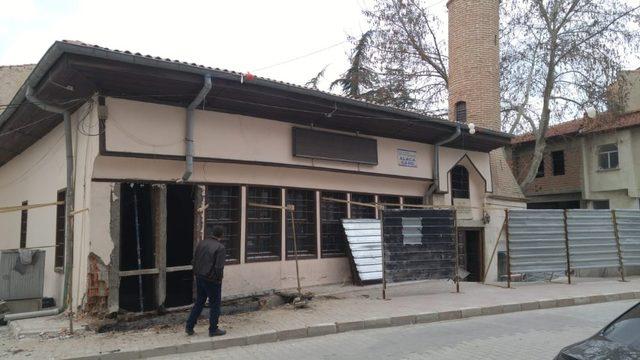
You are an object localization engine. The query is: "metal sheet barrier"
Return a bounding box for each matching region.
[507,210,567,274]
[381,209,457,284]
[342,219,382,283]
[615,210,640,266]
[566,210,620,270]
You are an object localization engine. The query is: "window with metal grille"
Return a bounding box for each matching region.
[378,195,400,209]
[55,190,66,268]
[536,159,545,178]
[455,101,467,123]
[286,189,317,259]
[402,196,423,208]
[246,187,281,261]
[452,165,470,199]
[20,201,28,248]
[350,193,376,219]
[552,151,565,176]
[598,144,619,170]
[320,192,348,257]
[205,185,241,263]
[592,200,610,209]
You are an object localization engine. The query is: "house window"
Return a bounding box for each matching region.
[452,165,470,199]
[598,144,619,170]
[205,186,241,263]
[455,101,467,123]
[378,195,401,210]
[285,189,317,259]
[402,196,423,208]
[55,190,66,269]
[20,201,28,248]
[320,192,348,258]
[350,193,376,219]
[536,159,545,178]
[246,187,281,262]
[552,151,565,176]
[593,200,610,209]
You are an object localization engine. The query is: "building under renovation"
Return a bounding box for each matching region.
[0,0,525,316]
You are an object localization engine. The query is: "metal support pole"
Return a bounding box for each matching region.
[132,188,145,313]
[611,210,626,282]
[288,205,303,295]
[504,209,512,289]
[380,208,387,300]
[453,209,460,293]
[563,210,572,285]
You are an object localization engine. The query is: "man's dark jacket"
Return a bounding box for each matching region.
[192,238,225,283]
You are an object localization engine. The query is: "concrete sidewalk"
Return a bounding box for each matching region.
[2,277,639,360]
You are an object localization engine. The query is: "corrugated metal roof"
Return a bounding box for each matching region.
[342,219,382,282]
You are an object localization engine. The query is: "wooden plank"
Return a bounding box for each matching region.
[166,265,193,273]
[153,185,167,310]
[119,268,159,277]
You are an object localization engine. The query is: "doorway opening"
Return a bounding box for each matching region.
[458,229,484,282]
[165,184,195,308]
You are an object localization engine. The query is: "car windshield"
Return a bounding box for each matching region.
[602,303,640,350]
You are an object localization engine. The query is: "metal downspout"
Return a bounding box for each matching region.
[24,86,75,318]
[426,123,462,202]
[182,75,212,181]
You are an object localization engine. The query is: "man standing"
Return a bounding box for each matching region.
[186,226,226,337]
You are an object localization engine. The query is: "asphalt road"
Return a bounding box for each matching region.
[156,300,638,360]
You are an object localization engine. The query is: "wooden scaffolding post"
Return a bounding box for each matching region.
[563,209,572,285]
[287,204,303,295]
[482,217,506,284]
[611,210,626,282]
[453,209,460,293]
[504,209,512,289]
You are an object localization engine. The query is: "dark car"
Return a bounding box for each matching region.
[556,302,640,359]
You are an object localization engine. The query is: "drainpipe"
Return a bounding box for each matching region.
[425,123,462,203]
[182,75,212,182]
[24,86,75,318]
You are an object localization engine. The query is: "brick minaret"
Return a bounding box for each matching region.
[447,0,524,199]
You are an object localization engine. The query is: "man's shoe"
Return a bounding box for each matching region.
[209,328,226,337]
[185,328,195,336]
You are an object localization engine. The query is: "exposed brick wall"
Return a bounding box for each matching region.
[509,138,583,196]
[85,252,109,315]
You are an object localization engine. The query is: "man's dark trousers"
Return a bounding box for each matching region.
[186,276,222,333]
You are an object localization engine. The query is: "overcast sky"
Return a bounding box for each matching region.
[0,0,637,93]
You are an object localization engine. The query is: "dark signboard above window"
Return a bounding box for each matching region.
[292,127,378,165]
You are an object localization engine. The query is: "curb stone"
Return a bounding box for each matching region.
[66,293,639,360]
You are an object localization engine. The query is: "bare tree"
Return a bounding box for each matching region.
[305,66,328,90]
[333,0,640,189]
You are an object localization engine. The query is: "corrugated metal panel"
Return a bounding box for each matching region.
[566,210,619,269]
[342,219,382,282]
[0,250,45,300]
[382,209,456,283]
[615,210,640,266]
[508,210,567,273]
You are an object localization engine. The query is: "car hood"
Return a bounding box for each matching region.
[561,335,640,360]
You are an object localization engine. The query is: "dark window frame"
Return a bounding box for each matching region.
[205,185,241,264]
[592,200,610,210]
[402,196,423,208]
[320,191,348,258]
[378,195,401,210]
[455,101,467,123]
[54,189,66,269]
[245,186,282,263]
[552,150,565,176]
[20,201,28,249]
[452,165,470,199]
[285,188,318,260]
[598,143,619,170]
[350,193,376,219]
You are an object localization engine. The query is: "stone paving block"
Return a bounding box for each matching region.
[537,299,557,309]
[589,295,607,303]
[277,327,308,341]
[246,331,278,345]
[390,315,416,326]
[336,320,364,333]
[619,292,635,300]
[460,307,482,318]
[604,293,621,302]
[415,312,438,324]
[364,317,392,329]
[480,305,503,316]
[520,301,540,311]
[556,298,575,307]
[437,310,461,321]
[501,303,521,313]
[307,323,337,337]
[573,296,591,305]
[137,345,177,359]
[212,336,248,350]
[176,339,214,354]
